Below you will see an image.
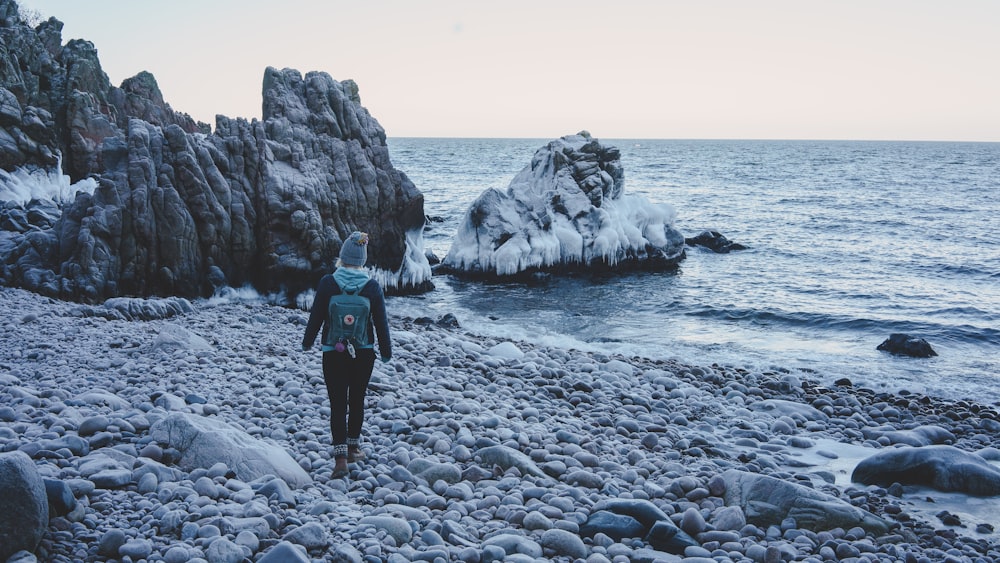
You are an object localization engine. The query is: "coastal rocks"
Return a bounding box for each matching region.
[149,412,312,488]
[582,499,698,554]
[442,131,685,279]
[862,424,955,447]
[80,296,195,321]
[3,287,1000,561]
[877,333,938,357]
[721,469,890,534]
[852,445,1000,495]
[684,230,748,253]
[0,5,432,302]
[0,452,48,561]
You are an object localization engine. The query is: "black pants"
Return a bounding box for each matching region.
[323,348,376,448]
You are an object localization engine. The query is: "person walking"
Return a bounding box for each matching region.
[302,231,391,478]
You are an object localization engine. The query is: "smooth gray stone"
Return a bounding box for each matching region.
[722,469,889,534]
[580,510,646,541]
[852,444,1000,495]
[0,452,48,561]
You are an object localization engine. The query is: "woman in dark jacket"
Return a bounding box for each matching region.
[302,231,391,478]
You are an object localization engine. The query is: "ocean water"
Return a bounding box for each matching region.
[388,138,1000,404]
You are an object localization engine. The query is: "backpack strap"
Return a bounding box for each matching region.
[335,279,367,297]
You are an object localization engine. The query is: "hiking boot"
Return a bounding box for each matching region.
[348,446,366,462]
[332,457,349,478]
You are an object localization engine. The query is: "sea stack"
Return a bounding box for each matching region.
[442,131,685,279]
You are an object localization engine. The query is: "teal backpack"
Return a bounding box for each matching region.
[324,284,371,357]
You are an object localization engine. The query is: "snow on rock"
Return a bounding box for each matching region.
[149,412,312,489]
[486,341,525,360]
[443,131,685,278]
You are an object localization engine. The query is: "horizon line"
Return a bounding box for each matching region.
[384,135,1000,144]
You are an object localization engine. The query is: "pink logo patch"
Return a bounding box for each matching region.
[343,314,355,326]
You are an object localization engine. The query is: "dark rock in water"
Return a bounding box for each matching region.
[877,333,938,358]
[436,313,460,328]
[0,9,432,302]
[441,131,685,279]
[852,445,1000,496]
[684,230,748,253]
[937,511,962,526]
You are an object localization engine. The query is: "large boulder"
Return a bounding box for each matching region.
[721,469,889,534]
[852,445,1000,496]
[442,131,685,279]
[0,3,431,302]
[0,451,49,561]
[149,412,311,489]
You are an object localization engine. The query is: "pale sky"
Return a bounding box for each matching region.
[19,0,1000,141]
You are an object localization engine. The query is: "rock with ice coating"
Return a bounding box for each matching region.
[476,444,548,478]
[150,412,311,488]
[151,323,213,352]
[81,296,194,321]
[0,7,431,302]
[442,131,685,278]
[487,341,525,360]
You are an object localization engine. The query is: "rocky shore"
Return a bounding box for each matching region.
[2,285,999,562]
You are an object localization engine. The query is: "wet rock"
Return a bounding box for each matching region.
[877,333,937,358]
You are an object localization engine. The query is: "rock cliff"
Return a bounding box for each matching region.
[0,0,431,302]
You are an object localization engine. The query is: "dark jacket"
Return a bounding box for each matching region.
[302,274,391,359]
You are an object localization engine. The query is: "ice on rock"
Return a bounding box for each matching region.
[443,131,685,278]
[149,412,312,489]
[0,163,97,205]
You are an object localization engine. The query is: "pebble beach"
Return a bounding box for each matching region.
[2,286,1000,563]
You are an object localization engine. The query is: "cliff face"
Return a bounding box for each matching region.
[0,0,431,302]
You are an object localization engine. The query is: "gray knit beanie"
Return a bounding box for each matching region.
[339,231,369,266]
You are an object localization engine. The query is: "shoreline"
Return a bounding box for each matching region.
[2,286,999,562]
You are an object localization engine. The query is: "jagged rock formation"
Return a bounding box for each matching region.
[441,131,685,279]
[0,0,431,302]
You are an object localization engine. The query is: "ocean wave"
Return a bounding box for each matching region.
[680,304,999,346]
